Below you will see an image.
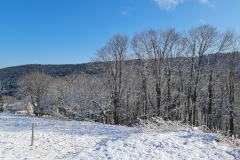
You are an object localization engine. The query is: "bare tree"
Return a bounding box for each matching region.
[97,34,128,125]
[18,72,51,116]
[131,29,183,118]
[131,30,153,116]
[185,24,219,126]
[224,34,240,136]
[205,30,235,130]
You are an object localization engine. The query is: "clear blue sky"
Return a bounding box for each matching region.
[0,0,239,68]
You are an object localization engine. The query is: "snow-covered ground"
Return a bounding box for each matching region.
[0,113,238,160]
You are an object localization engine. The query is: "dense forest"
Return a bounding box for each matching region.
[1,24,240,137]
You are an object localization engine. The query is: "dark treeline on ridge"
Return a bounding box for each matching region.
[0,62,106,96]
[1,24,240,137]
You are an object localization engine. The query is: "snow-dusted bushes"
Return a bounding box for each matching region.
[135,116,189,132]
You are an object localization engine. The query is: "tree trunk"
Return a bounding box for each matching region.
[207,71,213,130]
[156,82,161,116]
[229,70,234,136]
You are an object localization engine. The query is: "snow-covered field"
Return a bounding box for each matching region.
[0,113,238,160]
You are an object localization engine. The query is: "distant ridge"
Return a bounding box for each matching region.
[0,62,105,96]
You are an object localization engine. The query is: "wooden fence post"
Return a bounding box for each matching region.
[31,123,35,146]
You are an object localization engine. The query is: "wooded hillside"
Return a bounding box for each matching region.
[0,63,105,96]
[1,24,240,137]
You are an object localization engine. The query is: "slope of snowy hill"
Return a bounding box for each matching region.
[0,113,238,160]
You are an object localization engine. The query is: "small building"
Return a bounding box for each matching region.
[26,102,33,115]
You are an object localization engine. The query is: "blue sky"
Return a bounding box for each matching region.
[0,0,239,68]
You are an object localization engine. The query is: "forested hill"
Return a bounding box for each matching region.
[0,53,236,96]
[0,62,105,96]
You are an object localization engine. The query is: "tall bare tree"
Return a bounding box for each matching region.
[185,24,219,126]
[225,34,240,136]
[97,34,128,125]
[131,29,182,118]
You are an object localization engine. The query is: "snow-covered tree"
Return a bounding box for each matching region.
[18,72,52,116]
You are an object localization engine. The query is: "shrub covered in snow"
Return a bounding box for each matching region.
[135,116,189,133]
